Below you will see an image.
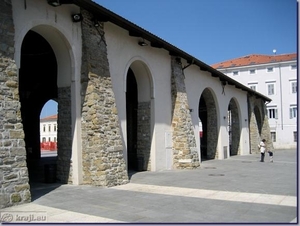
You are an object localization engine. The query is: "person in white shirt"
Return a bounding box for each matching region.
[259,139,266,162]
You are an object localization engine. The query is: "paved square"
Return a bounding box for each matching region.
[1,149,297,223]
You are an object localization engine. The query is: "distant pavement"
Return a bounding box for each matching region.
[41,150,57,157]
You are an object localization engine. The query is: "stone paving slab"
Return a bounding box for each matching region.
[0,149,297,224]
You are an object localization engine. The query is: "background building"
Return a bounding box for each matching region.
[212,53,297,149]
[40,114,57,151]
[40,114,57,143]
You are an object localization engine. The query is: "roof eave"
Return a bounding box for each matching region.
[68,0,271,102]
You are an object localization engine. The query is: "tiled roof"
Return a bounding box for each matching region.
[212,53,297,69]
[40,114,57,122]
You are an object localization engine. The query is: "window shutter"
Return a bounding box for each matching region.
[275,109,278,119]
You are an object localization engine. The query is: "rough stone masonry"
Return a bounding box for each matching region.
[0,0,31,208]
[80,10,129,186]
[171,56,200,169]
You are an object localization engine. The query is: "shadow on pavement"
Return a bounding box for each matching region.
[29,182,62,201]
[27,156,62,201]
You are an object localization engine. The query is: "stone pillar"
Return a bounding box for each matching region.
[0,0,30,208]
[248,96,261,154]
[248,96,273,153]
[261,106,274,151]
[80,10,128,186]
[57,87,72,183]
[171,56,200,169]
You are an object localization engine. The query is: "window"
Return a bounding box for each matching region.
[290,105,297,119]
[54,124,57,132]
[271,132,276,142]
[43,125,46,132]
[249,69,256,74]
[42,137,46,142]
[291,65,297,70]
[248,82,257,91]
[233,71,239,75]
[267,107,278,119]
[54,137,57,142]
[267,67,273,72]
[294,131,297,142]
[267,83,275,95]
[291,81,297,94]
[48,137,51,142]
[48,124,51,132]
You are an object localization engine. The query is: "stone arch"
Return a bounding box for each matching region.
[18,25,74,185]
[228,98,241,156]
[198,88,219,160]
[125,59,154,172]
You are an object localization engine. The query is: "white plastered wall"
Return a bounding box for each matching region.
[104,21,251,166]
[104,22,173,171]
[184,63,250,160]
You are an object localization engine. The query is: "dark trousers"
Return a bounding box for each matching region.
[260,152,265,162]
[268,151,274,162]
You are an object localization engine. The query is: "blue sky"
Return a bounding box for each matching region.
[40,0,297,118]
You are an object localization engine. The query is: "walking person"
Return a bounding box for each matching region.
[258,139,266,162]
[268,150,274,162]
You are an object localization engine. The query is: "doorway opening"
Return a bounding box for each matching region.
[198,88,218,161]
[228,98,240,156]
[126,68,138,171]
[40,100,58,158]
[19,30,58,185]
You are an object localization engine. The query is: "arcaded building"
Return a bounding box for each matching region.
[212,53,297,149]
[1,0,272,208]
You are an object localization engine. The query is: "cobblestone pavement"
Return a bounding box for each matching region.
[1,149,297,224]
